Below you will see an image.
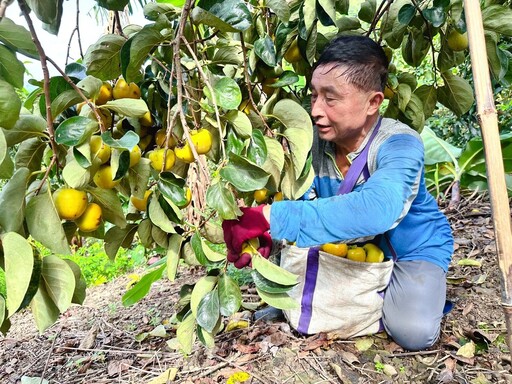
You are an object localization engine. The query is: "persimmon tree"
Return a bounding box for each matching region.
[1,0,512,353]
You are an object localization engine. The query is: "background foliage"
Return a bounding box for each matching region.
[1,0,512,353]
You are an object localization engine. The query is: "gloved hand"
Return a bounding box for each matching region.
[226,232,272,268]
[223,205,271,267]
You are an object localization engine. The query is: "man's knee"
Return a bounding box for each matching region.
[383,315,440,351]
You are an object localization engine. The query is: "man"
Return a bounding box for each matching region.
[223,35,453,351]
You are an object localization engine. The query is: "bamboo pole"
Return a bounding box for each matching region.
[464,0,512,352]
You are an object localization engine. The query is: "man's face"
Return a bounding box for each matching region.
[310,64,377,147]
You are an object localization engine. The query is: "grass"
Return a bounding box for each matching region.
[34,239,147,287]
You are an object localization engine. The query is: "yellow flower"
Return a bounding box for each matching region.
[226,371,251,384]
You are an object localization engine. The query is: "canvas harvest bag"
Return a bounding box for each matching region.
[279,117,396,337]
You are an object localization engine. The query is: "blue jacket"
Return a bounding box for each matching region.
[270,117,453,271]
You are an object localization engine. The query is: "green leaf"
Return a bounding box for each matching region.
[251,253,298,286]
[380,0,409,49]
[318,0,337,25]
[0,18,38,59]
[110,148,130,180]
[190,232,224,266]
[148,194,177,233]
[193,0,251,32]
[51,89,84,119]
[87,187,127,228]
[225,110,252,138]
[358,0,376,24]
[414,85,438,119]
[0,151,13,179]
[0,167,29,233]
[485,31,509,82]
[26,191,70,255]
[2,232,33,316]
[423,7,446,28]
[176,311,196,355]
[482,5,512,37]
[167,234,183,282]
[2,114,47,147]
[254,36,277,67]
[286,154,314,200]
[128,157,151,199]
[206,180,241,220]
[55,116,97,146]
[220,153,270,192]
[272,71,299,87]
[64,260,86,305]
[122,264,165,306]
[104,224,138,260]
[190,275,218,317]
[121,26,164,83]
[403,93,425,132]
[84,34,125,81]
[397,83,412,112]
[197,325,216,349]
[262,136,285,192]
[102,99,149,118]
[30,279,60,333]
[421,126,462,165]
[14,138,45,173]
[0,45,25,88]
[266,0,290,22]
[96,0,130,11]
[0,79,21,129]
[271,99,313,175]
[438,72,475,117]
[157,172,187,205]
[40,255,75,312]
[255,287,298,310]
[26,0,60,24]
[204,77,242,110]
[62,159,90,189]
[283,128,314,177]
[218,274,242,316]
[397,4,416,25]
[251,270,296,294]
[226,128,245,156]
[247,129,267,167]
[196,290,220,333]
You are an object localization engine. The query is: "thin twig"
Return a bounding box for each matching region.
[46,56,106,132]
[181,36,226,159]
[18,0,61,193]
[171,0,210,181]
[240,32,272,134]
[39,330,60,384]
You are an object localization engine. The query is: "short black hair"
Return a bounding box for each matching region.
[313,35,389,92]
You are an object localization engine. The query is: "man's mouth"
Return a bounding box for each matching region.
[316,124,331,133]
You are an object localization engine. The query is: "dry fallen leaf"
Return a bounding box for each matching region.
[147,367,178,384]
[456,341,476,358]
[355,337,373,352]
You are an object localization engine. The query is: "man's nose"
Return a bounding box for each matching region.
[311,98,323,120]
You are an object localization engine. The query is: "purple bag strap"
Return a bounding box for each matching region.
[297,117,396,335]
[337,116,382,195]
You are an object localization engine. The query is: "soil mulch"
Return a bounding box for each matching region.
[1,193,512,383]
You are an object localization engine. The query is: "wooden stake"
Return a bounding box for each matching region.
[464,0,512,353]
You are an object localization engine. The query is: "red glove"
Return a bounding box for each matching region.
[222,205,270,254]
[230,232,272,269]
[223,205,271,268]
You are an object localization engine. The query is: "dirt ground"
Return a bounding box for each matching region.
[1,192,512,384]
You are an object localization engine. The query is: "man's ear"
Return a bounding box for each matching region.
[367,91,384,115]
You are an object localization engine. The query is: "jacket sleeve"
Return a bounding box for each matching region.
[269,134,424,247]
